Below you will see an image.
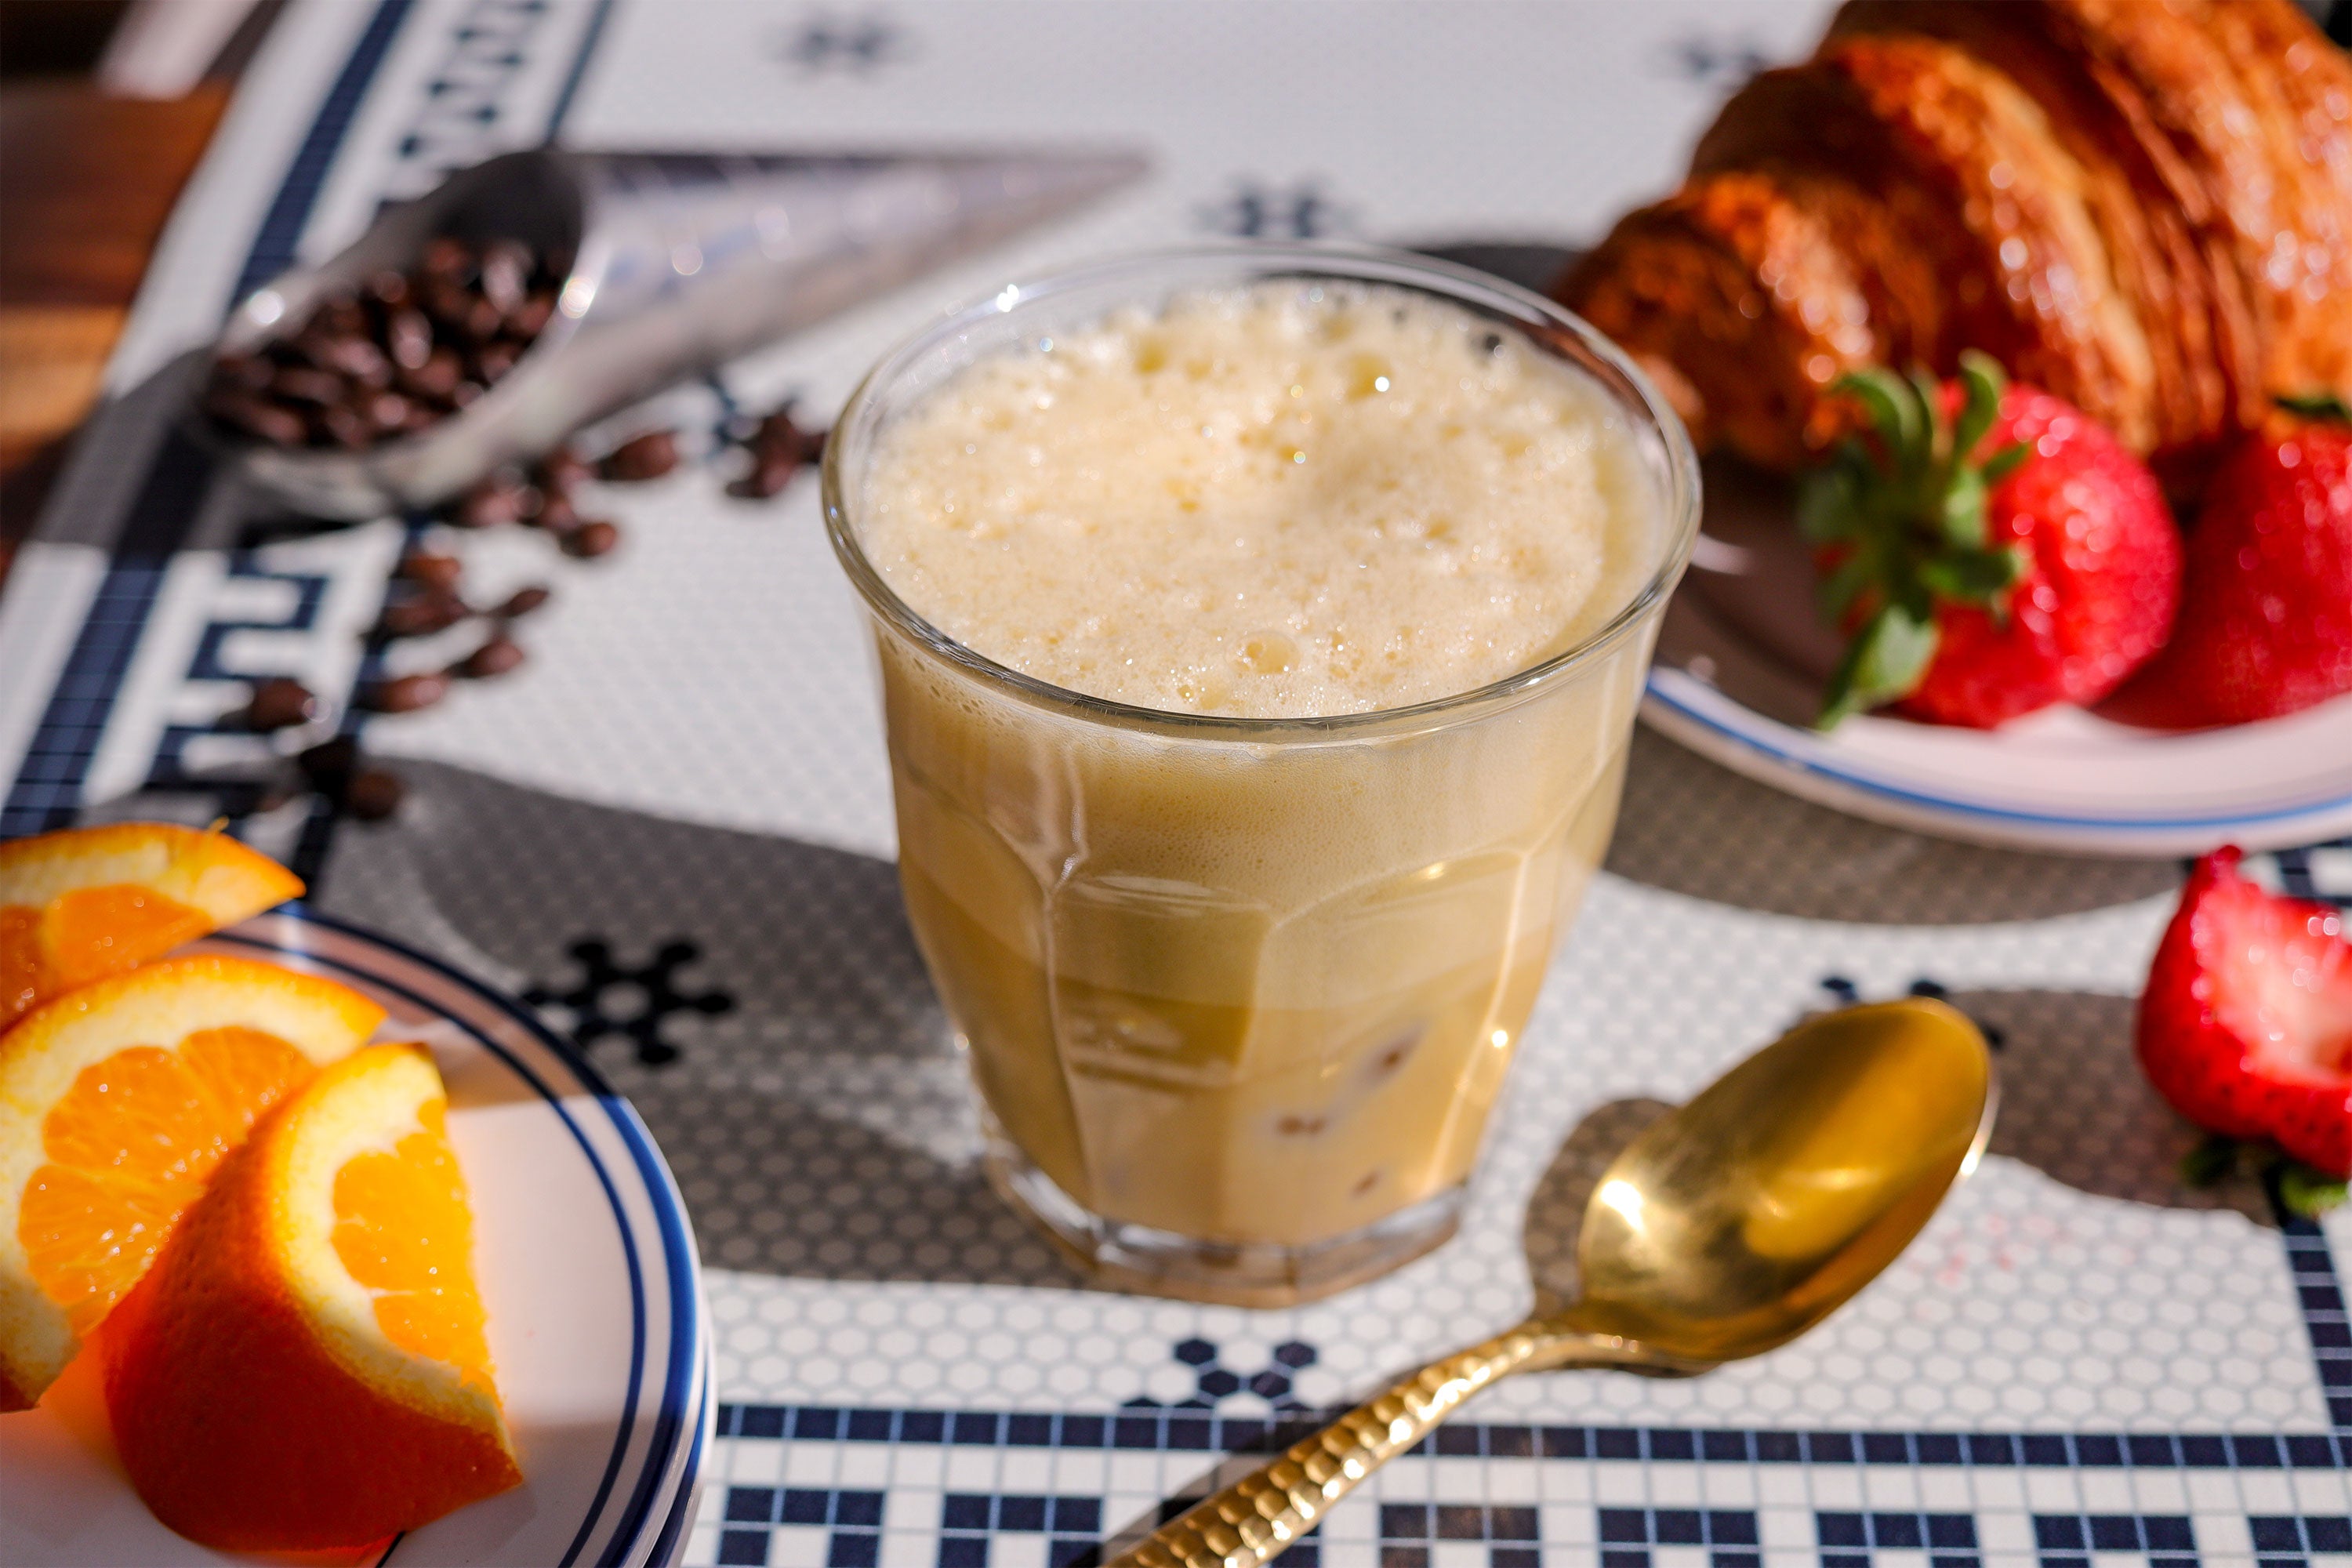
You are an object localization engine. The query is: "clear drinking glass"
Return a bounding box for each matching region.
[824,245,1700,1305]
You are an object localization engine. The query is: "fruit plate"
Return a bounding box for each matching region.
[0,909,708,1568]
[1642,459,2352,857]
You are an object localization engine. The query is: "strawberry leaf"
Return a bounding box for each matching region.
[1939,463,1989,547]
[1980,441,2030,484]
[1918,546,2021,604]
[2279,1160,2349,1219]
[2276,391,2352,424]
[1818,603,1938,728]
[2178,1133,2240,1188]
[1953,350,2006,460]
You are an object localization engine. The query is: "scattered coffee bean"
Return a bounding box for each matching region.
[533,488,579,533]
[496,584,552,618]
[601,429,680,482]
[377,589,470,638]
[240,677,318,732]
[345,768,406,821]
[563,519,621,558]
[458,635,527,679]
[728,403,829,498]
[536,442,592,493]
[361,671,452,713]
[297,735,358,790]
[398,551,463,590]
[454,472,532,528]
[211,353,274,393]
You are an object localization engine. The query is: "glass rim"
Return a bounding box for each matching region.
[822,241,1704,740]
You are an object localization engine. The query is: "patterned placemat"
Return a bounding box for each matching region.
[2,4,2346,1566]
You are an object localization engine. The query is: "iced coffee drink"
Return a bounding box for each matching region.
[826,249,1697,1304]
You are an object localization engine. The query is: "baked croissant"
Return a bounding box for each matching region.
[1559,0,2352,494]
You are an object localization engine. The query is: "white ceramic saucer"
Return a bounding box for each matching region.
[1642,459,2352,857]
[0,909,708,1568]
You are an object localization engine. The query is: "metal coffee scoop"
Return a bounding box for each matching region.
[210,147,1144,519]
[1109,998,1998,1568]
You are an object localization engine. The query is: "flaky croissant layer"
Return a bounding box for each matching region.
[1561,0,2352,495]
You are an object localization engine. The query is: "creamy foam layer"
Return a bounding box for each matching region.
[862,282,1661,717]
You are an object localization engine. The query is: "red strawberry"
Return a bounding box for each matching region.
[2115,397,2352,727]
[1802,353,2181,728]
[2137,847,2352,1186]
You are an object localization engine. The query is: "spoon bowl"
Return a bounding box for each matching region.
[1110,997,1996,1568]
[1554,996,1996,1364]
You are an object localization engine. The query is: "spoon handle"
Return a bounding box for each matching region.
[1104,1327,1552,1568]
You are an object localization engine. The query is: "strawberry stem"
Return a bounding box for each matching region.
[1801,350,2030,728]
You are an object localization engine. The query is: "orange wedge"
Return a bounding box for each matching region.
[0,955,382,1410]
[102,1043,521,1552]
[2,822,305,1027]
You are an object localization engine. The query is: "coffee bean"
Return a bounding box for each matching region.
[378,590,469,637]
[470,340,520,383]
[398,551,463,590]
[387,308,433,369]
[307,332,390,387]
[509,292,555,339]
[297,736,358,789]
[361,671,451,713]
[240,677,318,732]
[317,298,368,339]
[318,405,372,449]
[364,391,416,434]
[270,366,344,407]
[346,768,405,820]
[532,488,579,532]
[212,353,274,393]
[457,635,526,679]
[601,429,680,482]
[420,235,472,280]
[535,443,591,492]
[495,584,552,618]
[453,474,529,528]
[365,270,411,307]
[397,346,463,402]
[208,392,308,446]
[562,519,620,558]
[479,240,532,314]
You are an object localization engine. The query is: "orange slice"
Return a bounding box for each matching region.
[2,822,305,1027]
[101,1043,521,1552]
[0,955,383,1409]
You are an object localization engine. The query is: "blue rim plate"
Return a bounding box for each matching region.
[1646,564,2352,857]
[0,909,706,1568]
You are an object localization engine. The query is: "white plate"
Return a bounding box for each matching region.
[0,910,708,1568]
[1642,459,2352,857]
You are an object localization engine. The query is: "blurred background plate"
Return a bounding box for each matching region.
[0,909,707,1568]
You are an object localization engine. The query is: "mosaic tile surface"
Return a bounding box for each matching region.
[2,3,2348,1565]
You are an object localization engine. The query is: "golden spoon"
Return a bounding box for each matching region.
[1109,997,1997,1568]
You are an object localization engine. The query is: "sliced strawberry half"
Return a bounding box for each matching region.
[2137,848,2352,1185]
